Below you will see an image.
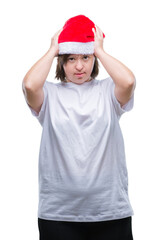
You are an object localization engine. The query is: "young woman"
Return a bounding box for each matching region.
[22,15,136,240]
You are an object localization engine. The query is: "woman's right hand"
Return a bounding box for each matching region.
[49,28,63,56]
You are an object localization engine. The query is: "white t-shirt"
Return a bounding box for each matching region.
[27,77,134,222]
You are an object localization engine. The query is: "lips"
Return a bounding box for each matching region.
[74,73,85,77]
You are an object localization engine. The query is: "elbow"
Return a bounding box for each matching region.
[23,79,32,91]
[129,75,136,90]
[22,75,37,92]
[125,74,136,90]
[23,74,32,90]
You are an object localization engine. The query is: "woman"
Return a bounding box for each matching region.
[22,15,136,240]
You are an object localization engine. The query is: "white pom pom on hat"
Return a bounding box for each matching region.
[58,15,105,55]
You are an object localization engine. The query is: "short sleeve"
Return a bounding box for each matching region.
[26,81,48,126]
[109,77,134,117]
[100,77,134,118]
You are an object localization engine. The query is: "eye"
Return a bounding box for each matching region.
[68,57,75,62]
[83,55,89,60]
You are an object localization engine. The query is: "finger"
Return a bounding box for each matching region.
[95,25,103,38]
[94,25,100,38]
[56,28,63,37]
[92,27,96,37]
[58,27,63,34]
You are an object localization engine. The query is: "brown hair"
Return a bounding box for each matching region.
[55,54,99,82]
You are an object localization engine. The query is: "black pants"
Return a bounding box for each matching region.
[38,217,133,240]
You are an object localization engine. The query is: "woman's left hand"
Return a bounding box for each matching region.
[92,25,105,58]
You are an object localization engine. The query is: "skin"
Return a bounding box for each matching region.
[63,54,95,85]
[22,29,62,113]
[22,26,136,114]
[92,26,136,106]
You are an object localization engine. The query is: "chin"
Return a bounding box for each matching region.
[66,76,91,84]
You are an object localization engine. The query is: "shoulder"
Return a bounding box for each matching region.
[44,80,60,91]
[100,77,113,84]
[99,77,114,90]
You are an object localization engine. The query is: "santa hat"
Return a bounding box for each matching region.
[58,15,105,55]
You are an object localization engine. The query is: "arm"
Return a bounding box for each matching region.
[22,29,62,113]
[92,26,136,107]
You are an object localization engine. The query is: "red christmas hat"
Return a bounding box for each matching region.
[58,15,105,55]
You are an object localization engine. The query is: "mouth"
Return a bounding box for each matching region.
[74,73,85,77]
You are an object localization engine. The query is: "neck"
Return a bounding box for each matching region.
[65,77,92,83]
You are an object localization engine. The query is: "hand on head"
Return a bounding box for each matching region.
[50,16,105,58]
[50,28,63,56]
[92,25,105,57]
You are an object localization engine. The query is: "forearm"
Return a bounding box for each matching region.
[93,26,136,106]
[23,48,56,92]
[96,49,136,89]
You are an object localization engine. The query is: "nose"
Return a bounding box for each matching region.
[75,59,83,71]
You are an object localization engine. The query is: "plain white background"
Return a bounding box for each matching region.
[0,0,158,239]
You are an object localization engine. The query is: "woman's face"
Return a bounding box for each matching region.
[63,54,95,85]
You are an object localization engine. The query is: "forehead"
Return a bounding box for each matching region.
[69,54,93,57]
